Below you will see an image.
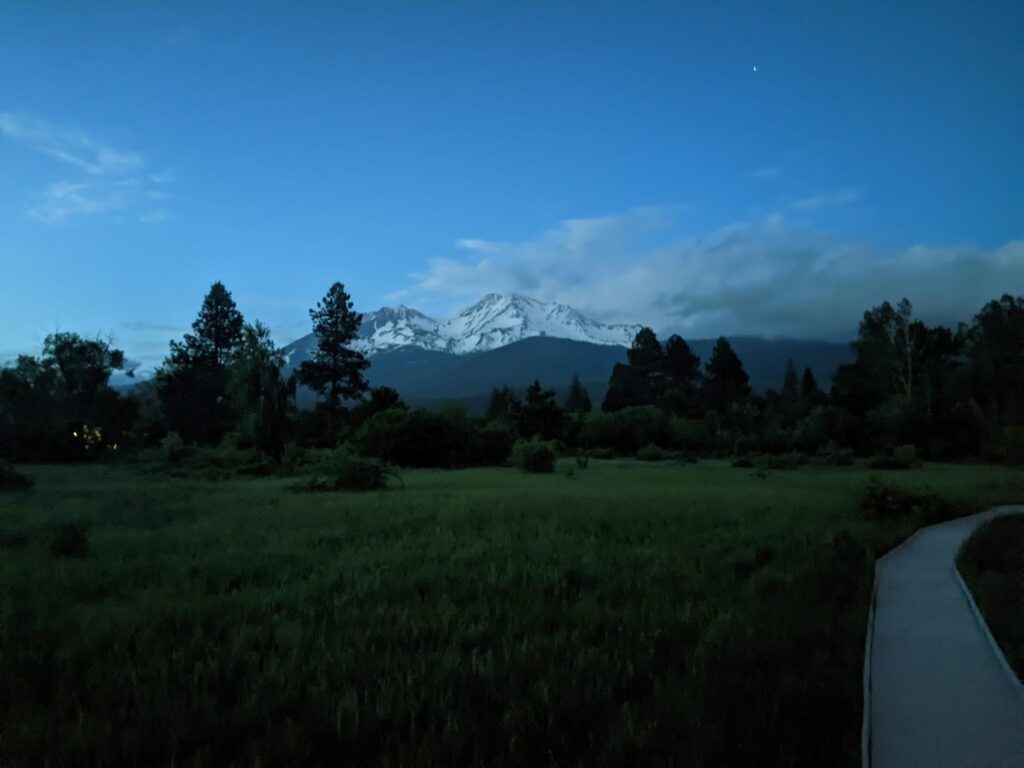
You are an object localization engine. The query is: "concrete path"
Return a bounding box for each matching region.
[866,506,1024,768]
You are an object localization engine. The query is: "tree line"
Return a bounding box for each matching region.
[1,282,1022,467]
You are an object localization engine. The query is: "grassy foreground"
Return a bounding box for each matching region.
[1,459,1020,767]
[957,513,1024,681]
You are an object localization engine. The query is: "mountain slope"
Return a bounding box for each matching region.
[284,293,642,364]
[286,334,854,409]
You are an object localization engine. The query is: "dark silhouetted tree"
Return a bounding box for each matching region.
[564,374,592,414]
[518,379,563,439]
[157,281,245,444]
[660,334,703,415]
[1,334,134,460]
[801,367,819,399]
[702,337,750,412]
[486,385,521,423]
[227,321,294,460]
[603,327,663,411]
[781,359,800,399]
[963,294,1024,425]
[296,282,369,441]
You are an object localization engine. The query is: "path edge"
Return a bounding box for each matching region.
[951,511,1024,701]
[861,525,929,768]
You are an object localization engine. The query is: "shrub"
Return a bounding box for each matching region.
[161,431,188,464]
[51,520,90,558]
[674,450,699,464]
[811,442,856,466]
[732,456,755,469]
[585,447,616,460]
[858,479,961,524]
[755,452,808,471]
[1003,426,1024,465]
[669,416,714,453]
[637,443,672,461]
[512,437,557,473]
[356,407,475,468]
[476,421,516,466]
[868,444,921,470]
[581,406,669,454]
[0,460,32,491]
[281,442,307,474]
[303,448,390,491]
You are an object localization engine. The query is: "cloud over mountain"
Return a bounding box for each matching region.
[400,208,1024,341]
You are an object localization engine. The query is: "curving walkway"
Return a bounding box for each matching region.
[865,506,1024,768]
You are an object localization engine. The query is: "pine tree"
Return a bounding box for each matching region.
[627,327,663,368]
[564,374,592,413]
[157,281,245,443]
[702,337,751,412]
[486,385,520,422]
[801,367,819,398]
[781,359,800,398]
[603,327,663,411]
[180,281,244,367]
[518,379,563,439]
[296,282,369,440]
[660,334,702,415]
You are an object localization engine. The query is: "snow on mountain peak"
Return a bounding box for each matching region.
[292,293,641,359]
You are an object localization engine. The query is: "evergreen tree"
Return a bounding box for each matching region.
[963,294,1024,425]
[157,281,245,444]
[227,321,294,460]
[183,281,245,367]
[518,379,563,439]
[486,385,521,422]
[603,327,663,411]
[627,327,663,368]
[781,359,800,398]
[564,374,592,414]
[296,282,369,440]
[702,337,751,412]
[801,367,819,398]
[660,334,702,415]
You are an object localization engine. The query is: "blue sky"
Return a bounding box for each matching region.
[1,1,1022,370]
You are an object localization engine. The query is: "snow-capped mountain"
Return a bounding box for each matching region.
[354,305,447,353]
[284,293,641,363]
[439,294,640,354]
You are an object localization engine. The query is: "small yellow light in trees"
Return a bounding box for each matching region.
[73,431,78,437]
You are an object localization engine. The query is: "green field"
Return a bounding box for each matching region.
[1,460,1020,767]
[957,513,1024,681]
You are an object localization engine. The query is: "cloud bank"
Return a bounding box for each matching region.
[0,112,172,223]
[398,208,1024,341]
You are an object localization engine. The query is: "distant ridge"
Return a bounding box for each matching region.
[283,333,854,410]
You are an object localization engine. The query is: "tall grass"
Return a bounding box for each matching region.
[0,460,1019,767]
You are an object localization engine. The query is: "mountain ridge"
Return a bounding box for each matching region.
[284,293,642,364]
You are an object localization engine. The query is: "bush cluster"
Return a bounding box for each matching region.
[858,479,962,524]
[302,448,390,491]
[511,437,557,473]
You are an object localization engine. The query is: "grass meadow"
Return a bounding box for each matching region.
[1,459,1021,767]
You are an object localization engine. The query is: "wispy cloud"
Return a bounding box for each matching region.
[750,165,781,181]
[397,205,1024,340]
[789,186,864,212]
[0,111,174,224]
